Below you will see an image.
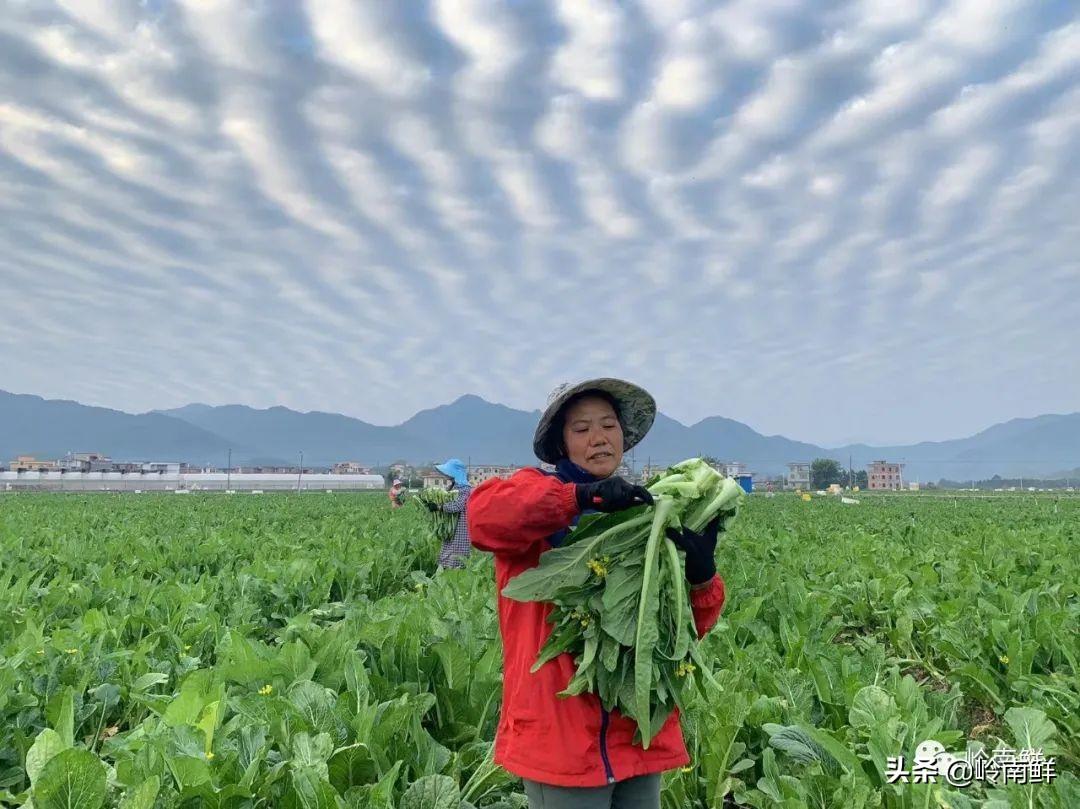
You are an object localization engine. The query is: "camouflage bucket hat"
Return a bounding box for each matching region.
[533,378,656,464]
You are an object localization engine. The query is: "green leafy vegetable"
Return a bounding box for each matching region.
[502,458,744,746]
[414,487,458,544]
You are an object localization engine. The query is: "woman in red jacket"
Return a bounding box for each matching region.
[467,378,727,809]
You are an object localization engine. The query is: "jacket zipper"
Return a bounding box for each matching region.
[599,706,616,784]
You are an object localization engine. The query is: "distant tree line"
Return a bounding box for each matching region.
[937,473,1079,490]
[810,458,868,490]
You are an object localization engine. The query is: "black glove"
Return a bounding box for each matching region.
[576,477,654,513]
[424,501,439,513]
[665,515,722,585]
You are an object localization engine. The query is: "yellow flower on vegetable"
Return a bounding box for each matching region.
[680,765,693,773]
[65,648,78,655]
[999,655,1009,665]
[259,684,273,695]
[675,661,697,678]
[586,557,610,578]
[205,751,215,760]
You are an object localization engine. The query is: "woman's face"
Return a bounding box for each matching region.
[561,395,624,478]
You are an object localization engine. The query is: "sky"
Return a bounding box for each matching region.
[0,1,1077,447]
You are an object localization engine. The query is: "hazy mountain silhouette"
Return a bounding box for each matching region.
[2,389,1077,480]
[0,390,237,463]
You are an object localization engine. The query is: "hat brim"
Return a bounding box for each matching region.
[532,378,656,464]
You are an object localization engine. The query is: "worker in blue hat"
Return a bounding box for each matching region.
[424,458,473,568]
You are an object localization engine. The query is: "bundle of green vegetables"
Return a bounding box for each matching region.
[413,487,457,544]
[502,458,743,747]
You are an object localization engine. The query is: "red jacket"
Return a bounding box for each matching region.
[467,467,726,788]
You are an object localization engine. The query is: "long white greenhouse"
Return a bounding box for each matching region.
[0,470,386,492]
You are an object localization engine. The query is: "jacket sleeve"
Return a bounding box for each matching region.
[690,574,726,639]
[439,487,470,514]
[468,468,580,556]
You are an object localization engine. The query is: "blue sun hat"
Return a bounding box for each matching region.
[435,458,469,487]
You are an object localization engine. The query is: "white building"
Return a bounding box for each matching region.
[422,471,447,489]
[786,462,811,490]
[0,470,385,492]
[640,464,668,482]
[143,462,181,474]
[332,461,372,475]
[467,465,519,487]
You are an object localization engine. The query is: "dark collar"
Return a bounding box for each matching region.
[554,457,599,484]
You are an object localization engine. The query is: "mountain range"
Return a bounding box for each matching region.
[1,389,1077,482]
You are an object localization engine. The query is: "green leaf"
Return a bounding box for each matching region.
[792,725,863,775]
[530,621,581,673]
[25,730,67,788]
[328,744,377,792]
[89,684,121,711]
[218,630,276,685]
[32,749,106,809]
[290,732,335,779]
[280,640,319,682]
[432,641,470,691]
[633,498,674,747]
[756,747,784,802]
[848,686,897,732]
[165,755,211,789]
[729,758,755,774]
[599,634,621,673]
[894,613,913,645]
[164,671,216,727]
[288,681,340,737]
[955,664,1004,707]
[1004,707,1058,753]
[764,724,841,776]
[599,564,643,645]
[131,673,169,692]
[502,536,607,602]
[342,760,401,809]
[399,775,460,809]
[55,689,74,749]
[287,768,341,809]
[196,700,223,754]
[117,776,160,809]
[663,537,689,661]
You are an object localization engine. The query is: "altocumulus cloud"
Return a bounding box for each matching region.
[0,0,1076,445]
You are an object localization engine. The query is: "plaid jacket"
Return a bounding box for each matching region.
[437,484,473,569]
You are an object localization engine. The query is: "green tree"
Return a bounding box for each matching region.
[811,458,844,489]
[837,468,869,488]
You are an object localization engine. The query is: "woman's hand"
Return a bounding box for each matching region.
[424,501,440,513]
[575,477,654,513]
[665,515,721,584]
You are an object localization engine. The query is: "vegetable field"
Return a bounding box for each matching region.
[0,492,1076,808]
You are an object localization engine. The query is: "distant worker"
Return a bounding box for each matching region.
[388,478,406,509]
[424,458,473,568]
